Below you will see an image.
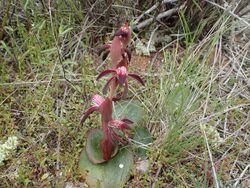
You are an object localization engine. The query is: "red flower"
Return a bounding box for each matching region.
[97,21,132,67]
[110,21,131,66]
[80,95,133,160]
[97,66,144,99]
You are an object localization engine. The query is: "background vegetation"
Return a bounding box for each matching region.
[0,0,249,187]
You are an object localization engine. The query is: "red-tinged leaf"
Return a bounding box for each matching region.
[103,76,116,95]
[97,44,111,56]
[128,73,145,86]
[85,129,118,164]
[96,69,116,81]
[109,120,129,131]
[80,106,98,124]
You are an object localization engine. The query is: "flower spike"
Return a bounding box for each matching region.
[96,22,131,66]
[114,21,131,47]
[81,22,143,162]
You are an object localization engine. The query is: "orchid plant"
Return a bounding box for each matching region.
[80,22,145,164]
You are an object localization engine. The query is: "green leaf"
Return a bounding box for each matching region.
[41,47,57,55]
[132,126,152,159]
[166,85,190,109]
[113,100,146,124]
[24,0,30,10]
[135,39,150,56]
[165,85,199,117]
[41,173,49,181]
[86,129,118,164]
[79,148,133,188]
[59,27,73,37]
[62,60,78,65]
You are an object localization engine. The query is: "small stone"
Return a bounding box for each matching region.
[119,164,124,169]
[136,160,150,174]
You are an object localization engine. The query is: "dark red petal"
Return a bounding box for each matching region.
[124,48,131,62]
[112,96,122,102]
[114,30,128,37]
[80,106,98,124]
[96,69,116,81]
[128,73,145,86]
[124,21,129,27]
[121,118,133,124]
[109,120,129,131]
[97,44,111,56]
[103,76,116,95]
[102,51,110,61]
[116,56,129,69]
[111,131,127,145]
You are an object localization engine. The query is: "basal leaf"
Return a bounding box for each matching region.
[79,147,133,188]
[86,129,118,164]
[113,100,146,124]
